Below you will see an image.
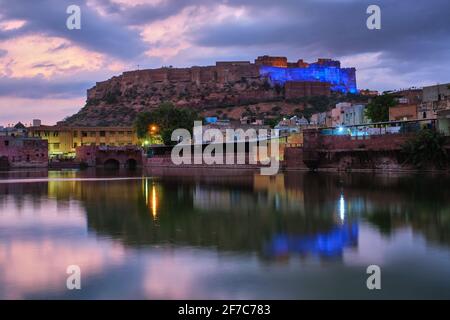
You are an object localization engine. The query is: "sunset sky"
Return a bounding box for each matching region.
[0,0,449,125]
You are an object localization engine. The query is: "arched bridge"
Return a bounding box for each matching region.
[76,146,143,169]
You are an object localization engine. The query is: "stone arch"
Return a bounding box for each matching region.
[0,156,9,170]
[104,158,120,169]
[125,158,138,170]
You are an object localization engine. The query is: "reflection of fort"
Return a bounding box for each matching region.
[265,224,358,259]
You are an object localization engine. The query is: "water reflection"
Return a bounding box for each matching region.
[1,169,450,299]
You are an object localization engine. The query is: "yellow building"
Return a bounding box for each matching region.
[28,125,139,158]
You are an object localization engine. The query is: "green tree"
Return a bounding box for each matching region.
[365,94,397,122]
[134,102,199,145]
[402,129,448,169]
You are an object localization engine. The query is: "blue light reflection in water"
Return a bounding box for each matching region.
[265,224,359,258]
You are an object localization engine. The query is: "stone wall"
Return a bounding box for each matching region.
[76,145,143,168]
[0,137,48,168]
[294,129,422,171]
[285,81,331,99]
[389,104,418,121]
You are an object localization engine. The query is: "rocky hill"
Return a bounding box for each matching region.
[62,57,356,126]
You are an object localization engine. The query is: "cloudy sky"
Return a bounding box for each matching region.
[0,0,449,125]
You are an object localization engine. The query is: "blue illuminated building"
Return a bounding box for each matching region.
[259,59,357,94]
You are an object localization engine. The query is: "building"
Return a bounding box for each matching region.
[0,136,48,168]
[310,111,332,127]
[0,122,28,137]
[315,103,368,128]
[28,124,139,158]
[342,104,367,126]
[437,109,450,136]
[257,56,357,94]
[389,104,418,121]
[331,103,352,127]
[418,83,450,120]
[275,116,310,135]
[393,88,423,105]
[203,122,273,143]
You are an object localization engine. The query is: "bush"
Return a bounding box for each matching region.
[402,129,448,169]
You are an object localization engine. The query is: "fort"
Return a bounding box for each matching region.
[63,56,357,126]
[87,56,356,101]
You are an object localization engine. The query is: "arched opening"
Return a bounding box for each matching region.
[0,156,9,170]
[125,158,138,170]
[104,158,120,170]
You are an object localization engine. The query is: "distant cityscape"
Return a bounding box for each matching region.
[1,56,450,172]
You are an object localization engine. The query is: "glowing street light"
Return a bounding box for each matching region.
[150,125,158,133]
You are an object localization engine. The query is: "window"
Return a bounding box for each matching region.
[90,131,96,137]
[4,140,9,146]
[109,131,115,136]
[82,131,88,137]
[127,131,133,135]
[73,131,78,137]
[100,131,106,137]
[53,131,59,137]
[54,143,60,150]
[119,131,125,135]
[423,112,427,119]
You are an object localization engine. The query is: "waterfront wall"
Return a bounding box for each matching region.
[288,129,450,171]
[76,145,143,168]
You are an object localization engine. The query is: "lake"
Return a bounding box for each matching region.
[0,168,449,299]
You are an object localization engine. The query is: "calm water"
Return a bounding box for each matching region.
[0,168,450,299]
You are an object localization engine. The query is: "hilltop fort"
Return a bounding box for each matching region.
[63,56,357,126]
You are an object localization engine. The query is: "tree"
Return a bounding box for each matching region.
[134,102,199,145]
[402,128,448,169]
[365,94,397,122]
